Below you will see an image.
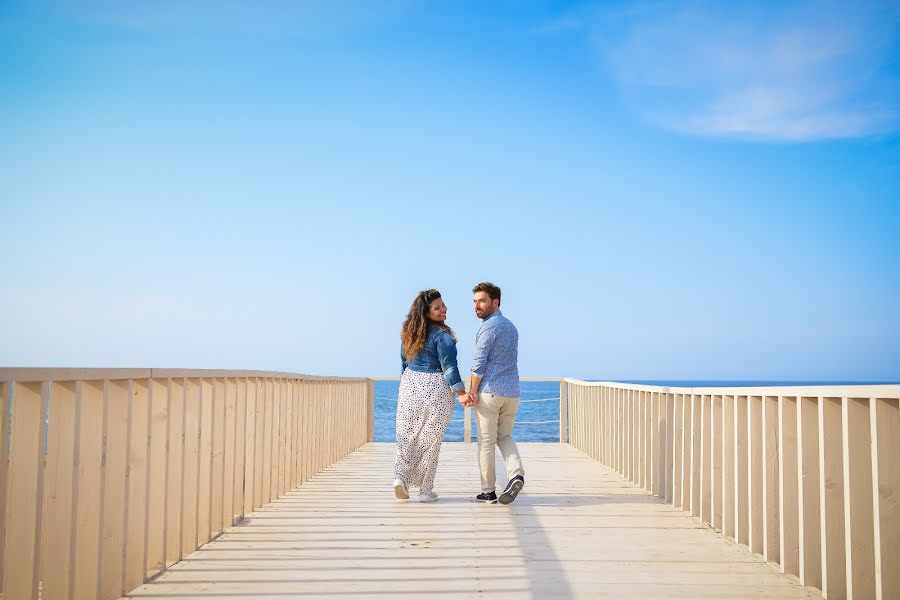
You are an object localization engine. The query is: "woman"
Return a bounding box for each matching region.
[394,289,468,502]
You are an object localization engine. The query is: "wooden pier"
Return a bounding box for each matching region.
[0,369,896,599]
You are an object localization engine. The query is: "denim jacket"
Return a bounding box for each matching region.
[401,326,465,392]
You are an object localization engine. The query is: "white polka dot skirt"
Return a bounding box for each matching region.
[394,369,455,493]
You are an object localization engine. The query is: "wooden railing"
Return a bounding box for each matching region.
[0,368,374,600]
[562,379,899,599]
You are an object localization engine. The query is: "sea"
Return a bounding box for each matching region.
[375,380,560,442]
[374,379,890,443]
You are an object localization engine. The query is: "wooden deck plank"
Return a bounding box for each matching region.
[125,443,821,600]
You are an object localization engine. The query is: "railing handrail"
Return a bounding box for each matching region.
[563,378,900,397]
[0,367,369,383]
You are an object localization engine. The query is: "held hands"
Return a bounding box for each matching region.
[458,392,477,408]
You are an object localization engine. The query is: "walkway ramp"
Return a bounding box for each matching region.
[125,443,819,599]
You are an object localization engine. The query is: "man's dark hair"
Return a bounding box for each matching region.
[472,282,501,306]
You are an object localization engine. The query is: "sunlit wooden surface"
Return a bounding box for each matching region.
[124,443,820,599]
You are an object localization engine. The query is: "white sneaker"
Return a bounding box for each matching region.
[393,478,409,499]
[419,490,439,503]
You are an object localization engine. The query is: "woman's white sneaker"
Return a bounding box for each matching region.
[393,478,409,499]
[419,491,439,503]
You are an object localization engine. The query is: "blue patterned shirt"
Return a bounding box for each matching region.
[471,310,520,397]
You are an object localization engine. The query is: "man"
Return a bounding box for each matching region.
[464,282,525,504]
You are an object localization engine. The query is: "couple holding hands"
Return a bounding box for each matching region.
[393,282,525,504]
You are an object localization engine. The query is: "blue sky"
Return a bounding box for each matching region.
[1,1,898,380]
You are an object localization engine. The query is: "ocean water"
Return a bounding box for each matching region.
[375,380,561,442]
[375,379,892,443]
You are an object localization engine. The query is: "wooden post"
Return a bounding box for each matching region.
[749,395,763,556]
[665,392,675,504]
[871,397,900,600]
[100,379,129,600]
[197,378,213,546]
[712,395,723,531]
[124,379,151,593]
[819,396,845,599]
[0,382,8,595]
[842,397,875,599]
[700,394,711,523]
[2,382,47,600]
[164,378,184,567]
[798,396,822,589]
[146,378,168,574]
[723,395,735,540]
[673,393,684,508]
[181,379,201,556]
[366,379,375,443]
[735,395,749,546]
[73,381,105,598]
[559,380,568,443]
[780,395,800,576]
[763,395,781,565]
[41,382,77,600]
[464,405,472,443]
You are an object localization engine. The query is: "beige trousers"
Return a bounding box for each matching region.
[474,392,525,493]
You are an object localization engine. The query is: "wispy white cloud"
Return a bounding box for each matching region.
[590,1,900,141]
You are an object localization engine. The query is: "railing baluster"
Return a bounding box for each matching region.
[99,379,129,600]
[124,378,151,594]
[711,394,723,531]
[672,393,683,508]
[749,395,763,556]
[197,378,213,546]
[288,379,297,485]
[780,395,800,576]
[211,377,226,538]
[164,378,184,566]
[221,377,236,531]
[871,397,900,599]
[724,394,736,539]
[682,393,693,510]
[253,378,265,508]
[42,381,77,600]
[664,392,675,504]
[735,394,748,546]
[245,377,259,514]
[261,378,272,505]
[798,396,821,588]
[146,378,168,575]
[700,394,711,523]
[842,397,875,598]
[234,377,246,522]
[2,382,47,600]
[763,395,780,564]
[181,378,201,557]
[819,396,845,598]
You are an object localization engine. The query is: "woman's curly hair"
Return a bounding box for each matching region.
[401,289,456,362]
